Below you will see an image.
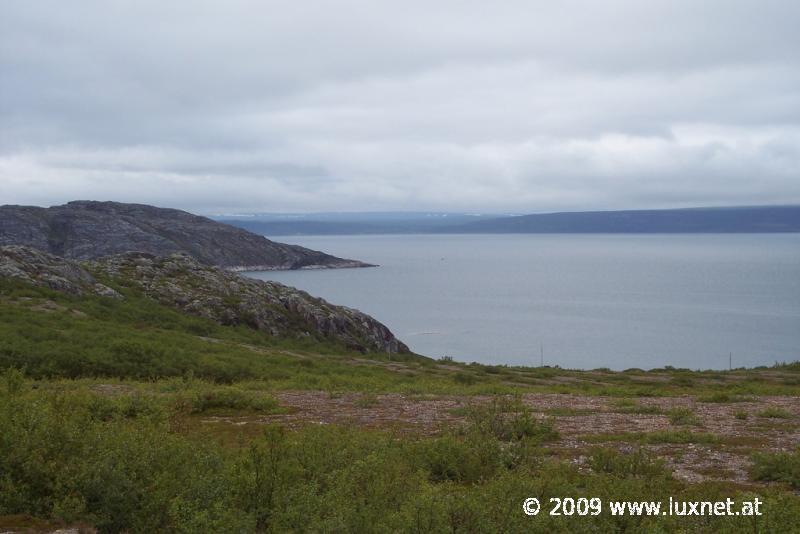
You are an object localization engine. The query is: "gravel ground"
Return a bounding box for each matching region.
[202,391,799,486]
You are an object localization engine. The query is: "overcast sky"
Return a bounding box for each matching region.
[1,1,798,214]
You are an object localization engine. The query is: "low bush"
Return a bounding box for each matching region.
[179,386,281,414]
[611,399,664,415]
[416,434,503,483]
[698,392,747,403]
[667,407,701,426]
[462,397,559,443]
[589,447,669,479]
[751,449,800,490]
[0,383,798,532]
[757,407,793,419]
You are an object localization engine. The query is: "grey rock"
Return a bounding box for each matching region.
[91,252,409,353]
[0,201,373,271]
[0,245,408,354]
[0,245,121,298]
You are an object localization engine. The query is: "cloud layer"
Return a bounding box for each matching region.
[1,0,798,213]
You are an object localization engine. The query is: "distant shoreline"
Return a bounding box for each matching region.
[217,205,800,236]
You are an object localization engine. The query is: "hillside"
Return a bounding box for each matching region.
[218,206,800,235]
[1,245,799,532]
[0,201,372,270]
[452,205,800,234]
[0,245,408,359]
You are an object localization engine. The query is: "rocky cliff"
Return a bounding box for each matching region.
[0,245,408,354]
[0,244,123,299]
[0,201,372,271]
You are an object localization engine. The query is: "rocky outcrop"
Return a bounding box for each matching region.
[93,252,409,353]
[0,245,122,298]
[0,245,408,354]
[0,201,372,271]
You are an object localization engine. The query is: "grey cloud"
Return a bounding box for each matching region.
[1,0,799,213]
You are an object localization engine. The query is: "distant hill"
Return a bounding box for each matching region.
[0,201,371,271]
[450,206,800,234]
[219,206,800,235]
[215,212,502,236]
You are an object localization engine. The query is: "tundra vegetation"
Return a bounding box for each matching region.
[1,277,799,532]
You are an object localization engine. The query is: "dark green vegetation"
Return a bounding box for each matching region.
[2,377,799,533]
[1,277,799,532]
[668,407,702,426]
[757,407,793,419]
[751,449,800,490]
[0,277,421,388]
[2,277,798,398]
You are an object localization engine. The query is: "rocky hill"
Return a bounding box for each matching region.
[0,245,408,353]
[0,201,372,270]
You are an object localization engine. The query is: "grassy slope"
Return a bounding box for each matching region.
[1,278,799,532]
[2,278,798,397]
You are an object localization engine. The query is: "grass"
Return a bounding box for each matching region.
[733,409,749,420]
[757,407,793,419]
[354,392,379,408]
[667,407,702,426]
[610,399,664,415]
[3,278,800,399]
[541,407,596,416]
[460,397,560,443]
[588,447,669,479]
[751,449,800,490]
[580,430,721,445]
[2,379,799,533]
[178,386,284,415]
[2,277,800,531]
[697,392,749,403]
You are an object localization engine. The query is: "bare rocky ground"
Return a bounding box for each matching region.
[201,391,800,487]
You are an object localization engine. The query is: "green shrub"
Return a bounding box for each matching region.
[453,372,478,385]
[667,407,701,426]
[583,430,720,445]
[669,375,695,387]
[416,434,502,483]
[751,449,800,489]
[1,385,799,533]
[589,447,669,479]
[643,430,719,444]
[179,386,281,414]
[612,399,664,415]
[463,398,559,443]
[354,393,379,408]
[3,367,25,395]
[757,407,793,419]
[698,392,746,403]
[86,393,164,422]
[0,391,236,531]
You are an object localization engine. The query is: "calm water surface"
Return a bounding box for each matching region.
[246,234,800,370]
